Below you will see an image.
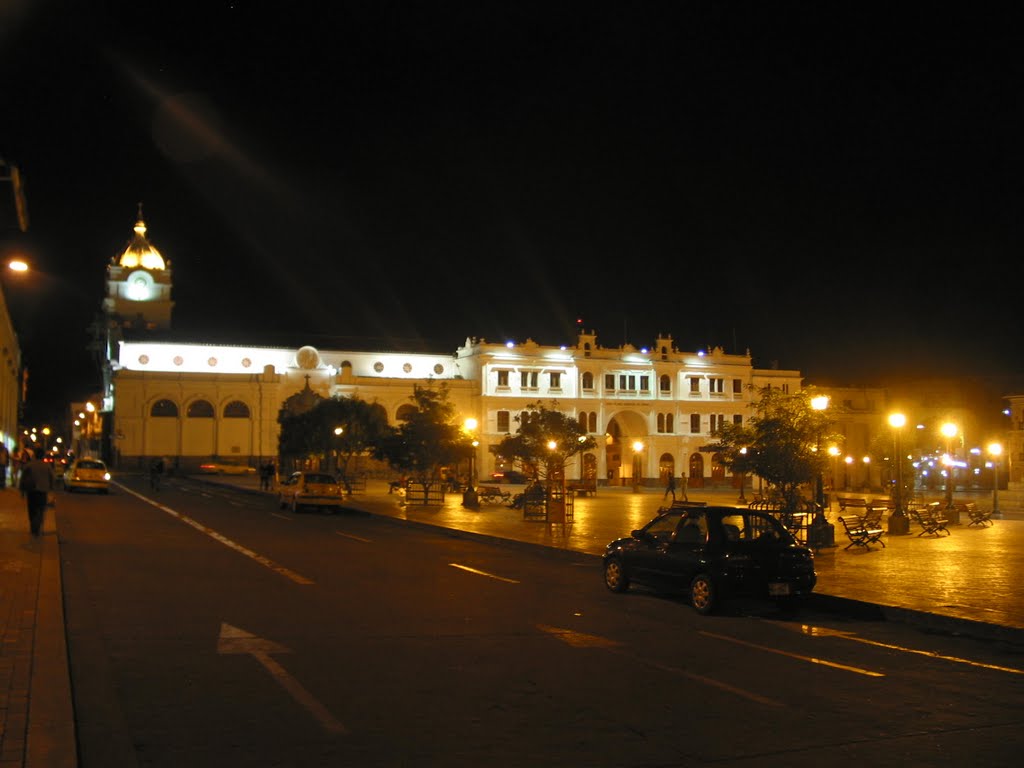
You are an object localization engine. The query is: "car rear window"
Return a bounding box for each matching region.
[79,460,105,470]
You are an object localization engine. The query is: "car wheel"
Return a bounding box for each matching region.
[689,573,716,615]
[603,558,630,593]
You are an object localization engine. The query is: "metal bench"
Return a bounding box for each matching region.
[838,515,885,550]
[962,502,992,527]
[910,503,950,537]
[837,497,869,513]
[476,485,511,504]
[566,479,597,497]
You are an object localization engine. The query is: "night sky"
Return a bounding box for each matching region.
[3,2,1023,424]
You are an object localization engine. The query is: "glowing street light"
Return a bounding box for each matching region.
[807,395,835,549]
[632,440,644,493]
[941,422,958,509]
[888,412,909,534]
[461,418,479,508]
[988,442,1003,519]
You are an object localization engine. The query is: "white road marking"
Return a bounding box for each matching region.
[793,623,1024,675]
[538,624,783,706]
[448,563,520,583]
[335,531,371,542]
[700,630,885,677]
[116,483,314,585]
[217,623,346,734]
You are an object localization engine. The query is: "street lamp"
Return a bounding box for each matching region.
[844,455,853,491]
[461,418,479,508]
[810,395,829,508]
[632,440,644,493]
[887,412,909,535]
[736,446,748,504]
[827,445,840,510]
[988,441,1003,519]
[807,395,835,549]
[941,422,958,509]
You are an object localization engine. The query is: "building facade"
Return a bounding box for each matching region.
[98,211,805,484]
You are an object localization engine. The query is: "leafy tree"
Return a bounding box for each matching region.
[494,401,597,484]
[277,395,389,480]
[705,386,841,512]
[374,383,470,493]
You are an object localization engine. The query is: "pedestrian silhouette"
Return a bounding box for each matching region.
[664,474,676,502]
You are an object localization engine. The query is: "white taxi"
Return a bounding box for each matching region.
[277,471,345,513]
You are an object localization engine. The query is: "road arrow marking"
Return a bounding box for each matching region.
[217,623,347,734]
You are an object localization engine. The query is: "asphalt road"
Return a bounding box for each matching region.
[55,476,1024,767]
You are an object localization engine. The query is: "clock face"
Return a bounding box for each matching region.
[126,270,153,300]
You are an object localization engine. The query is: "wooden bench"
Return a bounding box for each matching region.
[476,485,511,504]
[566,479,597,497]
[838,515,885,550]
[962,502,993,527]
[910,503,950,537]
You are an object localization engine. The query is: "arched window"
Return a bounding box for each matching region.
[578,412,588,430]
[187,399,215,418]
[581,371,594,390]
[150,399,178,417]
[588,412,597,433]
[396,404,417,422]
[369,402,389,425]
[223,400,250,418]
[666,413,674,433]
[660,374,671,393]
[657,413,666,433]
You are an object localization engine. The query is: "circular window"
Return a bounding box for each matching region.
[433,364,443,374]
[374,362,384,373]
[403,363,412,373]
[242,358,252,368]
[208,357,218,367]
[173,356,183,366]
[296,346,321,370]
[139,355,150,365]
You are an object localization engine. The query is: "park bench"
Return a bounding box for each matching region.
[961,501,993,527]
[910,503,950,537]
[476,485,511,504]
[566,479,597,497]
[838,514,885,550]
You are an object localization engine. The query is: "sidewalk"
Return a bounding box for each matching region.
[0,487,74,768]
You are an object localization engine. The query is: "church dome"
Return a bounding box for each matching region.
[117,205,166,271]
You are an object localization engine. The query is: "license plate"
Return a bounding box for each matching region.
[768,582,791,596]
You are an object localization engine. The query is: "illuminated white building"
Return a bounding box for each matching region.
[101,210,803,485]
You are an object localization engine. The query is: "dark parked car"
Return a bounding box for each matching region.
[603,505,817,614]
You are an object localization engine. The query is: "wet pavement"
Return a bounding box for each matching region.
[1,473,1021,768]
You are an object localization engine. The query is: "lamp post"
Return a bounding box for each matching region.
[632,440,644,493]
[827,445,840,511]
[844,455,853,491]
[736,446,748,504]
[811,395,829,509]
[988,442,1003,519]
[888,412,909,534]
[461,418,479,508]
[941,422,957,510]
[807,395,835,549]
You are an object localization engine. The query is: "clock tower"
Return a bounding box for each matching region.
[103,203,173,332]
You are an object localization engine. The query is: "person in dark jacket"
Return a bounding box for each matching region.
[19,449,54,536]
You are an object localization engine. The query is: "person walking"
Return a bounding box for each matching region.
[19,448,54,536]
[0,443,9,489]
[664,474,677,502]
[150,456,164,490]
